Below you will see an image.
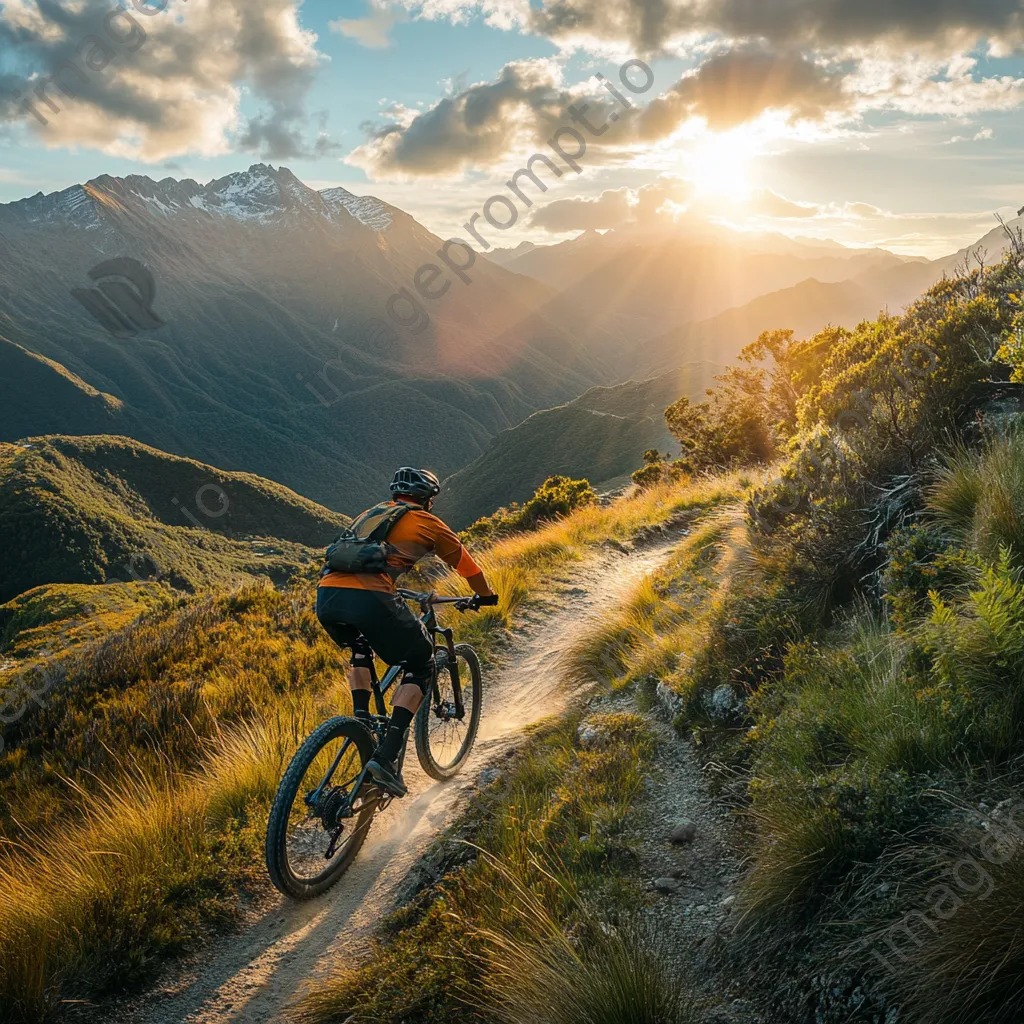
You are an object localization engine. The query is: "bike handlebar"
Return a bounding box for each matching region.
[396,589,499,612]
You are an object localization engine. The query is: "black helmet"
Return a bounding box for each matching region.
[390,467,441,499]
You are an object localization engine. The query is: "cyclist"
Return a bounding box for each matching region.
[317,467,495,797]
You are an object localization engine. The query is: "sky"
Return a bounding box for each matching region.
[1,0,1023,257]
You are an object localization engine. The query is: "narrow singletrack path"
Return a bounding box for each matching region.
[116,537,683,1024]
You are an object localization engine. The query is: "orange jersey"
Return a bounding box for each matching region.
[319,500,482,594]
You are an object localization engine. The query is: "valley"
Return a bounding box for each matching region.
[4,151,1024,1024]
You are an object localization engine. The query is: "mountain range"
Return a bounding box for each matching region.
[436,363,724,528]
[0,164,622,514]
[1,163,1018,541]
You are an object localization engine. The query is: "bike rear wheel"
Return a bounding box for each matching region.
[414,644,482,780]
[265,716,377,900]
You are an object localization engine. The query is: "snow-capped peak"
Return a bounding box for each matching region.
[0,164,394,234]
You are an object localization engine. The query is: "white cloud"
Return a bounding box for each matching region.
[0,0,329,162]
[330,1,406,49]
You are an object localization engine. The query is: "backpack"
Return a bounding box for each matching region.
[323,502,412,575]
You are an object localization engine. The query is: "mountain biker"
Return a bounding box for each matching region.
[316,467,495,797]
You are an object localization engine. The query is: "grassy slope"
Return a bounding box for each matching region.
[0,581,169,659]
[568,256,1024,1021]
[0,474,742,1023]
[0,337,125,441]
[296,712,696,1024]
[0,435,349,603]
[436,364,724,528]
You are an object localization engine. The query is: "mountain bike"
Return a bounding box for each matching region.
[265,588,496,900]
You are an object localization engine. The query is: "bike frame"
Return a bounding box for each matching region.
[307,590,467,817]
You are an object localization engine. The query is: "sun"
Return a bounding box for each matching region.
[687,129,756,201]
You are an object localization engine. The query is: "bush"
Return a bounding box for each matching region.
[630,449,684,491]
[880,522,971,629]
[930,432,1024,566]
[462,476,597,545]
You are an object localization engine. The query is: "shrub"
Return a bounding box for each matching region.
[631,450,685,491]
[880,522,972,629]
[462,476,597,545]
[930,432,1024,566]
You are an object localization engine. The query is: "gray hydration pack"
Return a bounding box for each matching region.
[323,502,411,575]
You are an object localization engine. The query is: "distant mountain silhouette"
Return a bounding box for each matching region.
[0,165,623,513]
[637,265,946,377]
[436,364,723,528]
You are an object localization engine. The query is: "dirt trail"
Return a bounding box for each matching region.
[117,537,682,1024]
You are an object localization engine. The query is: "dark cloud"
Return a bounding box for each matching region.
[638,49,851,138]
[0,0,326,161]
[350,59,572,175]
[528,0,1024,54]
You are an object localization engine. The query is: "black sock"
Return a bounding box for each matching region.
[351,689,372,722]
[375,705,415,762]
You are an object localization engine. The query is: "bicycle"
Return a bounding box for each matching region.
[265,588,497,900]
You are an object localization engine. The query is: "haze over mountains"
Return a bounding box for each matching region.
[0,162,1017,530]
[0,164,623,512]
[436,363,724,528]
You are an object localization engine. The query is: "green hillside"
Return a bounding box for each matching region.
[0,435,348,604]
[436,363,723,528]
[0,337,125,438]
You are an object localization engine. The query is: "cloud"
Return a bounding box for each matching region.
[0,0,328,162]
[522,0,1024,55]
[638,49,852,139]
[749,188,822,219]
[529,186,634,231]
[347,59,583,176]
[943,127,997,144]
[331,1,406,49]
[856,57,1024,117]
[347,48,858,181]
[528,175,693,231]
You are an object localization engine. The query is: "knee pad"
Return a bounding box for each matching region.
[350,638,374,669]
[402,667,432,695]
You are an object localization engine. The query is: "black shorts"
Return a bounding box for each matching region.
[316,586,433,675]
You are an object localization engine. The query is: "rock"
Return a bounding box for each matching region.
[655,681,683,721]
[669,820,697,844]
[653,877,680,894]
[577,722,610,749]
[478,767,501,786]
[720,895,736,908]
[705,683,742,721]
[696,904,708,913]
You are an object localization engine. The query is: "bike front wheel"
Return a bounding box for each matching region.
[415,644,482,780]
[265,716,377,900]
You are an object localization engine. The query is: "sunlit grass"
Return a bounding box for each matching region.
[0,473,746,1019]
[0,696,333,1021]
[563,505,751,700]
[295,712,678,1024]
